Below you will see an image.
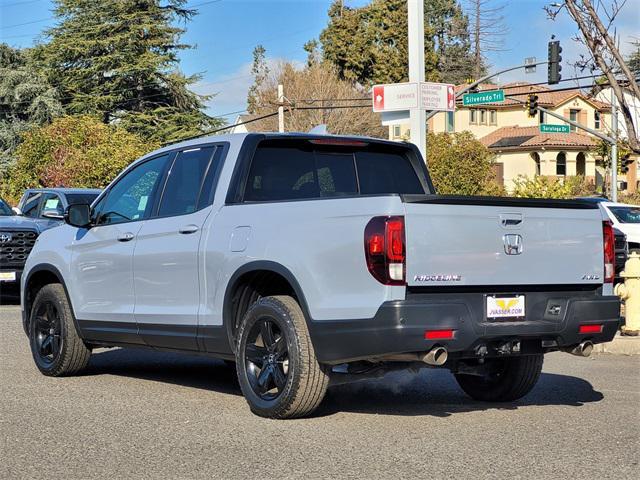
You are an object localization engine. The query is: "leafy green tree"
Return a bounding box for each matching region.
[3,116,155,203]
[318,0,477,86]
[426,131,504,195]
[0,44,62,178]
[33,0,221,143]
[247,45,270,114]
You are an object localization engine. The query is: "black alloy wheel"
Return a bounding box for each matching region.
[244,317,289,400]
[235,295,329,419]
[32,301,62,366]
[29,283,91,376]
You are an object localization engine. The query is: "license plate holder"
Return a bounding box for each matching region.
[486,295,526,321]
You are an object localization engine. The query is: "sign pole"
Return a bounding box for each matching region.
[278,84,285,133]
[408,0,426,159]
[611,90,618,202]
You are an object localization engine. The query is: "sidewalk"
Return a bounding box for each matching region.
[594,333,640,355]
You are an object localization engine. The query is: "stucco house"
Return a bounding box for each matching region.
[388,82,635,192]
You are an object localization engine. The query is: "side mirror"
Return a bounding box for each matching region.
[42,209,64,220]
[64,204,92,228]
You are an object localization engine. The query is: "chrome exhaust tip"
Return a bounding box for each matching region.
[422,346,448,366]
[566,340,594,357]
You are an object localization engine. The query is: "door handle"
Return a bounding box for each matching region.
[179,224,199,235]
[117,232,135,242]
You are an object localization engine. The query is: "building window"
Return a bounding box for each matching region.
[393,125,401,138]
[489,110,497,125]
[531,152,541,176]
[470,109,477,124]
[569,109,579,132]
[556,152,567,176]
[446,111,454,132]
[594,111,601,129]
[539,110,545,124]
[480,109,487,125]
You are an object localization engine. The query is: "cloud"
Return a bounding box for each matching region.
[192,57,304,122]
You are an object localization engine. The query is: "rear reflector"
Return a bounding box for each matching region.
[603,221,615,283]
[424,329,455,340]
[579,324,603,334]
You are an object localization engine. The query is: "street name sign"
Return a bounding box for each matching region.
[540,124,570,134]
[420,82,455,112]
[372,83,419,112]
[462,90,505,106]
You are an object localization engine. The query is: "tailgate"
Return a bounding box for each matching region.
[403,196,603,287]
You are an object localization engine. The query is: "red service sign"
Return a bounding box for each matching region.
[373,85,385,111]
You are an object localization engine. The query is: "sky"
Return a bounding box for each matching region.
[1,0,638,124]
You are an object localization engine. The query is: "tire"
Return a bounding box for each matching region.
[29,283,91,376]
[454,354,543,402]
[235,295,329,419]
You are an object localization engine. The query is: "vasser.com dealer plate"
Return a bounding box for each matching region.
[486,295,525,320]
[0,271,17,282]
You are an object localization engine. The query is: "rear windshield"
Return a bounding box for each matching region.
[243,140,426,202]
[66,193,100,206]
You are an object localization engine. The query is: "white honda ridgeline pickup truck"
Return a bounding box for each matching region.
[21,133,620,418]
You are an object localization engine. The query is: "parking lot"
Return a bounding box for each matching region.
[1,300,638,480]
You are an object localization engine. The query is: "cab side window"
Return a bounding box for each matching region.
[22,192,42,218]
[95,155,169,226]
[41,193,64,217]
[157,147,215,217]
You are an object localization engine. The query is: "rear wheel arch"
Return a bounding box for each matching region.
[223,261,313,352]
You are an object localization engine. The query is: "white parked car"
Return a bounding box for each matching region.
[597,202,640,250]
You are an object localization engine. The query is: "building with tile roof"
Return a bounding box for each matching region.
[388,82,635,192]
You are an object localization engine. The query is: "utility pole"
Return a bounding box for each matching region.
[407,0,426,159]
[278,84,285,133]
[611,89,618,202]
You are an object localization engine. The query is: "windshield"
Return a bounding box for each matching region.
[66,193,100,206]
[0,198,14,216]
[608,206,640,224]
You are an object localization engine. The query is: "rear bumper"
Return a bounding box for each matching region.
[309,289,621,364]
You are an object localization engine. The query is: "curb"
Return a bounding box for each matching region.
[593,333,640,355]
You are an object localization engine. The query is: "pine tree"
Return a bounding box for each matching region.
[34,0,221,143]
[318,0,477,86]
[0,44,62,177]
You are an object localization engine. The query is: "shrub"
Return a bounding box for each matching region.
[2,116,156,203]
[426,131,505,196]
[511,175,596,199]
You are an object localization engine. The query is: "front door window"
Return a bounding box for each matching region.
[94,154,170,225]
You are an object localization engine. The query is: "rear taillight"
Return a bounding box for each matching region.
[603,220,615,283]
[364,216,405,285]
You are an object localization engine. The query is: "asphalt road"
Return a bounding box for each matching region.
[1,300,639,480]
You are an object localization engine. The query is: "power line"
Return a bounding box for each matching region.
[164,110,279,145]
[0,0,44,9]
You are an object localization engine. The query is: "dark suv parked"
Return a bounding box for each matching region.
[0,196,40,289]
[16,188,101,231]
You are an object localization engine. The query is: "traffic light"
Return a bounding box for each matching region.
[548,40,562,84]
[620,155,634,174]
[528,94,539,117]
